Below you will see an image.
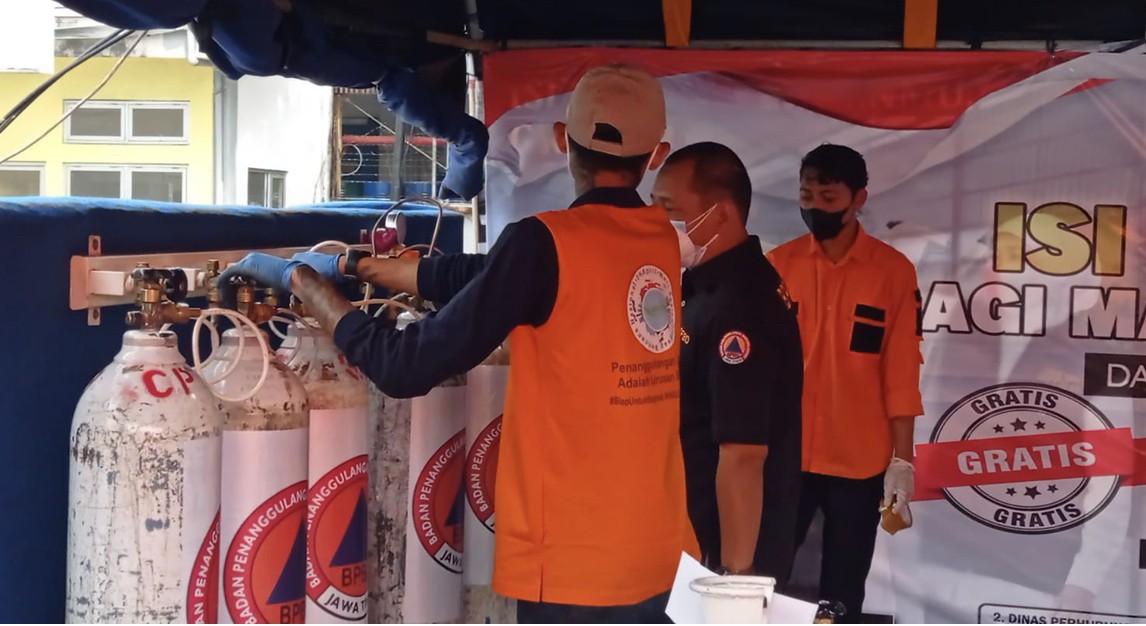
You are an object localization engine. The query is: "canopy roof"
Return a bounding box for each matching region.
[54,0,1146,199]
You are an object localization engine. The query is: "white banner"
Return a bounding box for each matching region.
[483,49,1146,623]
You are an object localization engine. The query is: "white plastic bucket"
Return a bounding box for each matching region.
[689,575,777,624]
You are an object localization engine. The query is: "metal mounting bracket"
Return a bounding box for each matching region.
[71,238,371,326]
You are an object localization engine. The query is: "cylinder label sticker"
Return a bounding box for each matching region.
[225,481,308,623]
[306,455,369,620]
[221,428,309,624]
[466,416,502,533]
[413,429,466,573]
[183,435,221,623]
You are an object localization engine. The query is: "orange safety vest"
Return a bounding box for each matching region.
[492,202,696,606]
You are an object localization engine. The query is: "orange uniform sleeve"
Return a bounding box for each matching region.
[882,261,924,418]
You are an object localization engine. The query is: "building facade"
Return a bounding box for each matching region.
[0,6,334,208]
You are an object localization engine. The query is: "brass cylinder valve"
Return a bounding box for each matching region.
[125,265,199,330]
[230,277,278,325]
[204,259,222,309]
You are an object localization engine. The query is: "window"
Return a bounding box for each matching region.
[64,101,189,144]
[67,103,122,141]
[70,169,120,198]
[67,165,187,202]
[132,170,185,202]
[248,169,287,208]
[130,106,186,141]
[0,163,45,196]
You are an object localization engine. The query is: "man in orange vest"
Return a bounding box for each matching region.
[221,64,696,623]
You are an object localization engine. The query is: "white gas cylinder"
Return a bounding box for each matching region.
[202,326,310,624]
[276,319,370,623]
[67,330,224,624]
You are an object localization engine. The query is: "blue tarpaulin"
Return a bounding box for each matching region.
[56,0,487,200]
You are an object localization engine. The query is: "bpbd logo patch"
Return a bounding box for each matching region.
[187,512,220,624]
[466,416,502,532]
[225,482,308,623]
[307,455,369,620]
[413,430,466,573]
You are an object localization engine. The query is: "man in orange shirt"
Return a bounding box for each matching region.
[221,64,695,623]
[768,144,923,623]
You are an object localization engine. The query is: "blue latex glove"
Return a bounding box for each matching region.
[289,251,344,283]
[218,252,300,296]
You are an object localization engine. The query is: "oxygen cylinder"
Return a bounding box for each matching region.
[367,307,467,623]
[462,343,516,623]
[66,329,224,623]
[368,308,415,623]
[276,319,370,623]
[366,384,408,623]
[405,372,467,622]
[203,326,310,624]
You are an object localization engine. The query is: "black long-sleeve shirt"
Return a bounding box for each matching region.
[333,187,645,397]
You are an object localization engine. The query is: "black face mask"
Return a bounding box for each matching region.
[800,207,848,241]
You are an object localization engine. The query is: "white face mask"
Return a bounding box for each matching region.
[671,204,719,269]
